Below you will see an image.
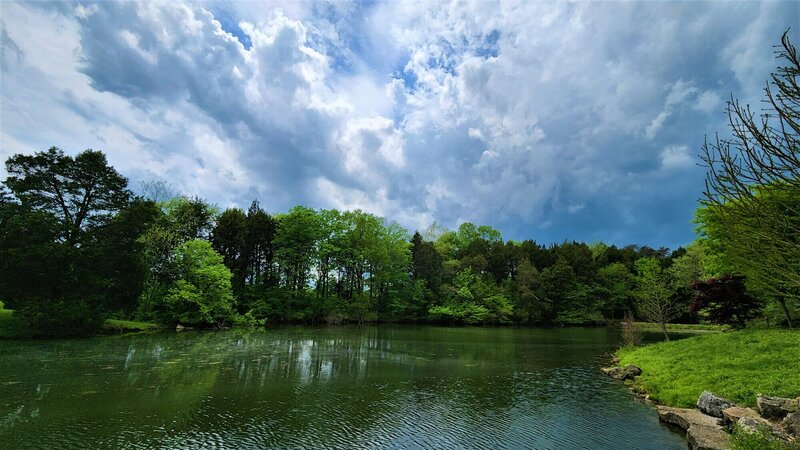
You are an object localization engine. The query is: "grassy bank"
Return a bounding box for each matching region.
[617,329,800,408]
[0,308,162,338]
[633,322,728,333]
[102,318,162,333]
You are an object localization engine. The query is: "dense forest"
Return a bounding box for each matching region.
[0,145,789,337]
[1,34,797,338]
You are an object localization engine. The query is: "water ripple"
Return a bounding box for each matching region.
[0,326,685,449]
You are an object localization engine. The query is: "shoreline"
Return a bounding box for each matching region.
[606,329,800,449]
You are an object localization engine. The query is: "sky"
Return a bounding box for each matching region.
[1,1,798,249]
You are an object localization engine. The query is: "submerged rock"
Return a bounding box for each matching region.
[697,392,734,418]
[757,395,799,419]
[601,364,642,381]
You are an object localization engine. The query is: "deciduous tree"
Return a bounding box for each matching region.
[634,257,679,340]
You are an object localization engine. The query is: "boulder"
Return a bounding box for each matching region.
[657,406,720,430]
[721,406,760,426]
[736,416,772,434]
[686,424,731,450]
[697,392,734,418]
[757,395,799,419]
[784,411,800,436]
[737,417,793,443]
[601,364,642,381]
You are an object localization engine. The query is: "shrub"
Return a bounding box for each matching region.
[233,311,263,328]
[621,310,642,347]
[159,240,236,327]
[16,298,105,338]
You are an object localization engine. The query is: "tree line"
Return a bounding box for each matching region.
[0,149,767,337]
[0,32,796,337]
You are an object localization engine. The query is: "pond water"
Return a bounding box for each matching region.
[0,326,687,449]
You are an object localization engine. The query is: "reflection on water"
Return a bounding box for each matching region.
[0,326,686,449]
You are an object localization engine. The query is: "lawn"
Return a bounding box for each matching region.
[102,318,161,333]
[617,329,800,408]
[634,322,729,333]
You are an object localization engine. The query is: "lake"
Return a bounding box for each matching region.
[0,326,687,449]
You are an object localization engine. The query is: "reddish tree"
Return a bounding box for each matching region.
[690,275,763,328]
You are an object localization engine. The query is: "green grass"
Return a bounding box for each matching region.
[633,322,729,333]
[617,329,800,408]
[102,318,161,333]
[730,425,800,450]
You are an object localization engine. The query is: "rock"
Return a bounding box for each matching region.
[687,424,731,450]
[737,416,772,434]
[697,392,735,418]
[721,406,760,426]
[657,406,720,430]
[784,411,800,436]
[658,406,730,449]
[757,395,799,419]
[176,324,184,331]
[737,417,793,443]
[601,364,642,381]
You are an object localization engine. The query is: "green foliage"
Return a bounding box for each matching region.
[482,294,513,324]
[698,33,800,327]
[1,147,136,336]
[159,240,236,327]
[696,191,800,327]
[15,298,106,338]
[0,307,17,338]
[597,262,633,319]
[90,199,161,316]
[730,424,800,450]
[162,196,218,241]
[275,206,324,292]
[103,319,160,333]
[232,310,263,328]
[634,257,679,339]
[4,147,130,243]
[617,329,800,407]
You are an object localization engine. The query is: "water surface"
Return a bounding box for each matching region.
[0,326,686,449]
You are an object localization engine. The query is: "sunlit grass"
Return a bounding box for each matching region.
[103,319,161,333]
[618,329,800,407]
[634,322,728,332]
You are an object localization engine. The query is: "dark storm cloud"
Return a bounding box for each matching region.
[1,1,798,248]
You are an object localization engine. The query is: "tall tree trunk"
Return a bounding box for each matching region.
[660,321,670,341]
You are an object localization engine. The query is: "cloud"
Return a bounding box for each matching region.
[660,145,694,170]
[694,90,724,115]
[1,0,798,248]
